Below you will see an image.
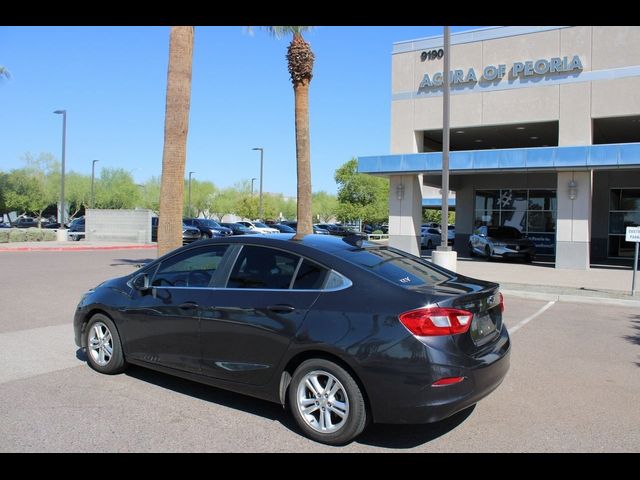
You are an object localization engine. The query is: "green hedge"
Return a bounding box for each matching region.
[0,228,56,243]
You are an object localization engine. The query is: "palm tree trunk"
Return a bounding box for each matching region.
[158,26,194,256]
[293,78,313,239]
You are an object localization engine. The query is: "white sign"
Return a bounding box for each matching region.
[626,226,640,242]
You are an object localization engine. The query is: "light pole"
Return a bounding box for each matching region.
[188,171,195,218]
[252,147,264,220]
[91,159,99,209]
[251,177,257,195]
[440,25,451,249]
[53,110,67,226]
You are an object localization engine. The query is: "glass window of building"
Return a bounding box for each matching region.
[475,189,557,254]
[608,188,640,257]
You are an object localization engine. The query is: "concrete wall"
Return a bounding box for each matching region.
[85,209,153,243]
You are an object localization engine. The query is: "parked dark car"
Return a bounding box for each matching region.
[14,217,39,228]
[315,224,355,236]
[74,234,510,445]
[272,223,296,233]
[219,222,260,236]
[151,217,201,245]
[183,218,233,238]
[469,225,536,262]
[282,221,330,235]
[68,217,85,241]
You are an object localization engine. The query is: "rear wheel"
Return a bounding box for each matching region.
[468,242,475,257]
[289,359,367,445]
[427,239,433,249]
[485,245,492,259]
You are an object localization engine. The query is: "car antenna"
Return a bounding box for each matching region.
[342,233,367,248]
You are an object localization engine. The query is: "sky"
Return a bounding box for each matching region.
[0,26,483,197]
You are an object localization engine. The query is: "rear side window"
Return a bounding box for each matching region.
[341,248,451,287]
[227,245,299,289]
[293,259,328,290]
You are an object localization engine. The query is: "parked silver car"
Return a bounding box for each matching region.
[469,225,536,262]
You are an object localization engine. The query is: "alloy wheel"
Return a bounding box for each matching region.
[88,321,113,367]
[296,370,350,434]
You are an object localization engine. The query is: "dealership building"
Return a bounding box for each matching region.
[358,26,640,269]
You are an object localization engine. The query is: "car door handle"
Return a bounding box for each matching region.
[266,304,295,313]
[178,302,199,310]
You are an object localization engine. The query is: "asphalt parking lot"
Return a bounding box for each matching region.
[0,250,638,452]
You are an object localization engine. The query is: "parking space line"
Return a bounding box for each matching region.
[509,301,556,334]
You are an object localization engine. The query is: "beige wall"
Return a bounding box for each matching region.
[391,26,640,154]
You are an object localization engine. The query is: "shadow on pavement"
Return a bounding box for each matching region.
[120,365,474,448]
[355,405,475,449]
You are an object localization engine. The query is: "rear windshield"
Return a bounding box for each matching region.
[339,247,451,288]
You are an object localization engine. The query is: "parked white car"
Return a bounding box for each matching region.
[420,227,442,249]
[236,221,279,234]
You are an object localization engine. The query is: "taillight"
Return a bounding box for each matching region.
[399,307,474,336]
[498,291,505,312]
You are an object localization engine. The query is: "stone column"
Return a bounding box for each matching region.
[556,171,592,269]
[388,175,422,257]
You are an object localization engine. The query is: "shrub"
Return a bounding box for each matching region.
[43,230,56,241]
[372,230,384,234]
[0,230,9,243]
[25,228,44,242]
[9,229,27,242]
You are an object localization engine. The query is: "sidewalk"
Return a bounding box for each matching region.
[441,254,640,307]
[0,240,156,252]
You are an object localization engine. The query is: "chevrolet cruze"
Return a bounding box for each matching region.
[74,234,510,445]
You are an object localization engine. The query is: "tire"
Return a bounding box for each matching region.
[84,314,127,375]
[468,242,475,257]
[427,239,433,249]
[289,359,367,445]
[485,245,492,260]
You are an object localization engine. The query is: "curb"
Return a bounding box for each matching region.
[0,244,157,253]
[502,289,640,308]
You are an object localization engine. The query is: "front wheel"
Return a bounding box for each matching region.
[84,314,127,375]
[289,359,367,445]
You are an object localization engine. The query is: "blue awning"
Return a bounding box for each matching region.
[358,143,640,175]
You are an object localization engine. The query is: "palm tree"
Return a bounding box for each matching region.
[260,26,315,238]
[0,66,10,79]
[158,26,194,256]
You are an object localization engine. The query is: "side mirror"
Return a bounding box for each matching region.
[131,273,151,291]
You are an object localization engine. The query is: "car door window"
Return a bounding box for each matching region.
[152,245,229,288]
[227,245,299,289]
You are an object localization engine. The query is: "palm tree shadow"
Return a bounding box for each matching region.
[356,405,475,449]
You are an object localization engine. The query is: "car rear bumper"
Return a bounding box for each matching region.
[364,327,511,424]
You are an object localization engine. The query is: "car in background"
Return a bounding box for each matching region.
[183,218,233,239]
[74,234,510,445]
[219,222,260,236]
[447,225,455,246]
[420,227,442,249]
[236,221,279,234]
[272,223,296,233]
[315,224,355,236]
[68,217,85,241]
[469,225,536,262]
[14,217,39,228]
[281,221,330,235]
[151,217,202,245]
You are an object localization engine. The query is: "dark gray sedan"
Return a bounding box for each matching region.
[73,234,510,445]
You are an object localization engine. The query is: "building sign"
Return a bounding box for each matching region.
[418,55,583,90]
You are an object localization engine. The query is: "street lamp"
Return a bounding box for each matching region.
[188,171,195,218]
[53,109,66,226]
[252,147,264,220]
[91,159,99,209]
[251,177,257,195]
